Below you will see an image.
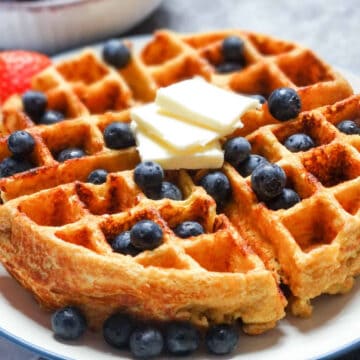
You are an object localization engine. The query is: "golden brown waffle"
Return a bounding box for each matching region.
[0,29,358,338]
[0,29,353,200]
[142,30,353,135]
[222,94,360,316]
[0,107,139,201]
[0,170,286,334]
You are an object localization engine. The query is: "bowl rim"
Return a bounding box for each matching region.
[0,0,100,10]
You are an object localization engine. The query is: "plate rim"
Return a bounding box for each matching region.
[1,33,360,360]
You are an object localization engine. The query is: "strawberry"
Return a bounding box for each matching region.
[0,50,51,104]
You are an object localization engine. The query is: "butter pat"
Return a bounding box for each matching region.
[132,124,224,170]
[131,103,219,152]
[156,77,259,134]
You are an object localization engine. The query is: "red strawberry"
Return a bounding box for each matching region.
[0,50,51,104]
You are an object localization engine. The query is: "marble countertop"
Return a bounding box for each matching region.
[1,1,359,359]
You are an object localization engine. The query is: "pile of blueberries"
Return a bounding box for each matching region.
[52,307,239,358]
[223,135,300,210]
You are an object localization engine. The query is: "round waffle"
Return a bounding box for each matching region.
[0,29,358,337]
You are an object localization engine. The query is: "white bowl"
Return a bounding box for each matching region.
[0,0,162,54]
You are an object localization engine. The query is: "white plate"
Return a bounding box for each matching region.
[1,35,360,360]
[0,0,162,54]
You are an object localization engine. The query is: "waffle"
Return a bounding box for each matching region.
[0,169,286,334]
[222,94,360,316]
[0,29,353,199]
[0,29,358,337]
[141,30,353,135]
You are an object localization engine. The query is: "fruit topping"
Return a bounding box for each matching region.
[130,220,163,251]
[174,221,204,238]
[216,62,243,74]
[130,326,164,359]
[217,36,245,74]
[57,148,86,162]
[205,324,239,355]
[146,181,183,201]
[104,122,136,150]
[7,130,35,157]
[165,321,200,356]
[336,120,360,135]
[22,90,47,122]
[222,36,245,63]
[134,161,164,193]
[111,230,139,256]
[51,306,87,341]
[39,110,65,125]
[200,171,231,207]
[266,188,301,210]
[251,163,286,201]
[0,156,33,178]
[224,136,251,167]
[284,133,315,152]
[103,313,134,349]
[236,154,268,177]
[102,39,131,68]
[0,51,51,104]
[86,169,108,185]
[268,87,301,121]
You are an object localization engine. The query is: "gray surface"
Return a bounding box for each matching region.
[1,1,359,359]
[127,0,360,74]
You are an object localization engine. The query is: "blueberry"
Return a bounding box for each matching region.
[284,133,315,152]
[266,188,301,210]
[87,169,108,184]
[205,324,239,355]
[130,326,164,359]
[222,36,245,62]
[336,120,360,135]
[160,181,183,200]
[39,110,65,125]
[102,40,131,68]
[216,62,243,74]
[51,306,87,340]
[103,313,134,349]
[57,148,86,162]
[7,130,35,157]
[224,136,251,167]
[251,163,286,201]
[22,90,47,121]
[134,161,164,193]
[200,171,231,207]
[111,231,139,256]
[165,322,200,356]
[268,88,301,121]
[146,181,183,201]
[174,221,204,238]
[251,94,267,104]
[0,156,33,178]
[130,220,163,250]
[104,122,135,150]
[236,154,268,177]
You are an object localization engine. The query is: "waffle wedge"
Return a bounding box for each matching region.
[223,94,360,316]
[0,169,286,334]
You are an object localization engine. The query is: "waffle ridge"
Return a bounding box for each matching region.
[0,29,358,336]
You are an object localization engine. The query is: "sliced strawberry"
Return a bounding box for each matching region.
[0,50,51,104]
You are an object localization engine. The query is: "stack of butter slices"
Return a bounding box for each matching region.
[131,77,260,169]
